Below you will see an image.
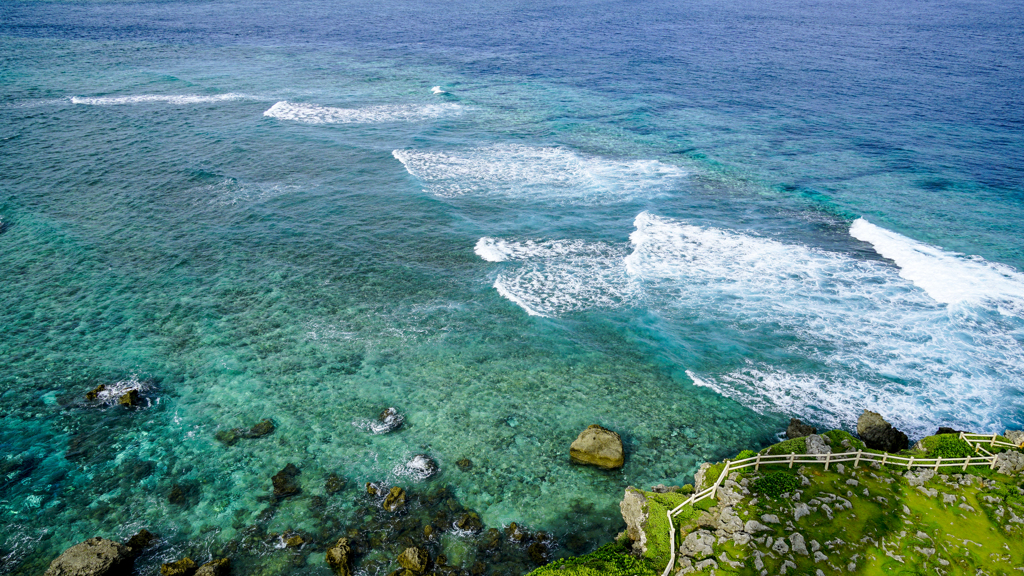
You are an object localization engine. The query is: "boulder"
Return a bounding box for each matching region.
[44,537,133,576]
[397,547,430,574]
[272,463,301,498]
[680,530,715,559]
[194,559,229,576]
[405,455,439,479]
[118,390,140,408]
[326,538,352,576]
[85,385,106,402]
[455,511,483,533]
[857,410,908,453]
[372,407,405,434]
[619,487,648,555]
[569,425,624,470]
[786,418,816,439]
[994,450,1024,475]
[382,486,407,512]
[1005,429,1024,447]
[527,541,548,565]
[693,462,713,490]
[160,558,196,576]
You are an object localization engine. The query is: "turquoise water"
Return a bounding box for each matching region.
[2,0,1023,573]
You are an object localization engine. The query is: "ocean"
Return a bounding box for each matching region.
[1,0,1022,573]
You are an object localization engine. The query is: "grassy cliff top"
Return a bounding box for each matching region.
[528,432,1024,576]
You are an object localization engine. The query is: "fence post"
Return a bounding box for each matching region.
[789,453,795,469]
[854,450,862,468]
[881,453,888,468]
[990,456,997,470]
[962,457,969,471]
[991,434,996,448]
[907,456,914,470]
[755,454,761,471]
[824,453,830,471]
[933,457,941,472]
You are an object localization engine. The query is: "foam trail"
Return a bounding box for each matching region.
[263,101,462,124]
[394,144,686,204]
[71,93,251,105]
[476,238,638,318]
[431,86,446,94]
[850,218,1024,315]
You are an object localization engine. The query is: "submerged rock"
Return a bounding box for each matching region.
[569,425,624,469]
[272,463,302,498]
[124,529,157,557]
[215,419,275,446]
[787,418,816,439]
[455,511,483,533]
[325,538,352,576]
[397,547,430,574]
[857,410,908,453]
[382,486,406,512]
[456,458,473,471]
[193,559,229,576]
[44,537,133,576]
[325,473,346,495]
[160,558,196,576]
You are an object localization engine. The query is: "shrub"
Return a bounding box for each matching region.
[761,437,807,456]
[924,434,974,459]
[736,450,757,460]
[822,429,866,451]
[752,471,801,498]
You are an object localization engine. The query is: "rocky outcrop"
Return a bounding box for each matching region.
[619,487,649,555]
[397,547,430,574]
[44,538,133,576]
[118,390,140,407]
[193,559,229,576]
[271,463,301,498]
[857,410,908,453]
[805,434,831,456]
[994,450,1024,475]
[325,538,352,576]
[786,418,816,439]
[570,425,624,470]
[1005,429,1024,446]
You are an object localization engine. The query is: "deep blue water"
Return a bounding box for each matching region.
[2,0,1023,573]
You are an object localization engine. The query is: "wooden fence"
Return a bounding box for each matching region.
[658,432,1023,576]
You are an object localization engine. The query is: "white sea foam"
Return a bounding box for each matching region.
[93,375,152,406]
[476,237,638,317]
[850,217,1024,315]
[431,86,446,94]
[479,212,1024,433]
[393,144,686,203]
[263,100,462,124]
[70,93,251,105]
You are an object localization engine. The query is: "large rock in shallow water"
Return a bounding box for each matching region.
[570,425,624,469]
[857,410,908,453]
[786,418,816,439]
[45,537,133,576]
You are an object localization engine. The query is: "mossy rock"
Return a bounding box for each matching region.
[760,436,807,456]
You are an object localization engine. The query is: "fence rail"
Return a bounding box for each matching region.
[658,432,1023,576]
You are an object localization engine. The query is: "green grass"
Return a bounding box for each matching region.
[526,542,659,576]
